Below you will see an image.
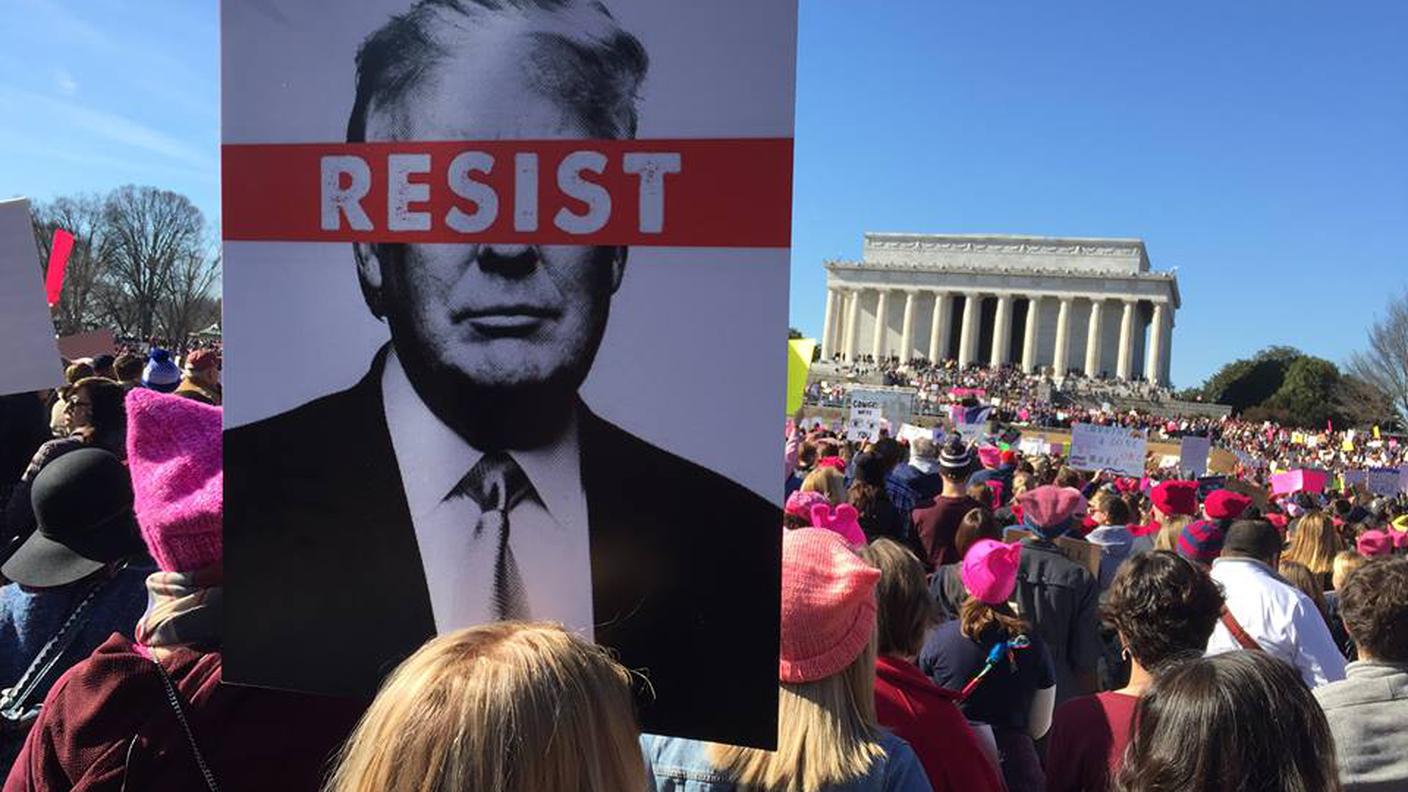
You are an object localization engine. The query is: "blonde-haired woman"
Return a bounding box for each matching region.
[325,622,645,792]
[1153,514,1192,553]
[802,465,848,506]
[1283,511,1343,590]
[643,527,931,791]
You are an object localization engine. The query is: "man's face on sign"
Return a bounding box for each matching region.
[357,43,625,400]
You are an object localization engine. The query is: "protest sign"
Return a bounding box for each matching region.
[1344,470,1368,488]
[1179,435,1212,477]
[897,422,931,445]
[785,338,815,415]
[1018,437,1047,456]
[1004,529,1101,578]
[1270,469,1328,495]
[220,0,797,748]
[0,199,64,398]
[1366,468,1404,496]
[847,386,916,429]
[56,329,116,361]
[1068,423,1148,477]
[846,402,883,442]
[45,228,73,306]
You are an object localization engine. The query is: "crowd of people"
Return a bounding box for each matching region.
[0,342,1406,791]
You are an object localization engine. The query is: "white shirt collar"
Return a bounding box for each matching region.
[381,349,584,523]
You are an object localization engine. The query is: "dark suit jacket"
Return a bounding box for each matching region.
[224,351,782,748]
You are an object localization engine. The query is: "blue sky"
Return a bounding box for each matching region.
[2,0,1405,388]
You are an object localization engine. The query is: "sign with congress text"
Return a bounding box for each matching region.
[221,0,795,749]
[1068,423,1148,477]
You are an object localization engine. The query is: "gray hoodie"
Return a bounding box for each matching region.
[1083,525,1152,589]
[1315,661,1408,792]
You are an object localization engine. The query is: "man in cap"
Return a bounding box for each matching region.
[175,349,222,406]
[910,439,984,571]
[1205,519,1345,688]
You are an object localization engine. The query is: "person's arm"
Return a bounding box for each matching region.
[1289,596,1348,687]
[1027,685,1056,739]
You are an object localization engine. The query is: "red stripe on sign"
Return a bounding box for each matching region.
[222,138,793,248]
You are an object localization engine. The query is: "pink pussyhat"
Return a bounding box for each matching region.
[125,389,223,572]
[1357,529,1394,558]
[961,539,1022,605]
[779,528,880,683]
[809,503,867,547]
[977,445,1002,470]
[784,490,829,523]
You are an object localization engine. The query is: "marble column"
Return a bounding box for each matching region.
[990,294,1013,368]
[820,288,837,360]
[1021,296,1042,373]
[1146,302,1166,385]
[899,290,917,362]
[928,291,950,362]
[843,288,862,362]
[1084,299,1105,377]
[872,289,889,360]
[957,292,981,368]
[1052,297,1073,377]
[1116,299,1136,380]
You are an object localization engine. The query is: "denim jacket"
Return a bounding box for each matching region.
[641,730,933,792]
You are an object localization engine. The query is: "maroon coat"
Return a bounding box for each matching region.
[4,634,365,792]
[912,495,985,571]
[873,655,1005,792]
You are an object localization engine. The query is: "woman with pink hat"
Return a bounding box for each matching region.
[918,539,1055,791]
[643,528,931,791]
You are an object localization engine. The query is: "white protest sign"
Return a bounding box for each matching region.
[1179,435,1212,477]
[846,403,882,442]
[897,423,930,445]
[0,199,64,397]
[1068,423,1148,477]
[1159,454,1181,469]
[846,386,916,428]
[1018,437,1047,456]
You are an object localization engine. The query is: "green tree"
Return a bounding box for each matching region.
[1264,356,1344,429]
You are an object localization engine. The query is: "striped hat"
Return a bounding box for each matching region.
[1177,519,1227,565]
[939,440,973,475]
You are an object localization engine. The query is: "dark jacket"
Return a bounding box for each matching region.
[884,465,942,534]
[223,350,781,748]
[1013,538,1102,705]
[4,635,364,792]
[912,495,984,571]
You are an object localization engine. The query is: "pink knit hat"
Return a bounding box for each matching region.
[1357,529,1394,558]
[809,503,867,547]
[784,490,829,523]
[977,445,1002,470]
[125,389,223,572]
[961,539,1022,605]
[779,528,879,683]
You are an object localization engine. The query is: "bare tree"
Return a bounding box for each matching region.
[30,195,109,335]
[98,186,207,340]
[157,249,221,348]
[1347,291,1408,424]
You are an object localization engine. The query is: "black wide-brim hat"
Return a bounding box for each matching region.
[1,448,144,588]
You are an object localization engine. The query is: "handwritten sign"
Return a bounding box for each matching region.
[847,386,916,429]
[1068,423,1148,477]
[846,402,882,442]
[1366,468,1405,496]
[1179,435,1212,477]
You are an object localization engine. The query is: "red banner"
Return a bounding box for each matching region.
[222,138,792,248]
[45,228,73,306]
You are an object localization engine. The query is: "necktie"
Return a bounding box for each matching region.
[456,452,533,621]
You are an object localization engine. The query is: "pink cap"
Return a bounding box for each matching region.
[784,490,829,523]
[125,389,222,572]
[961,539,1022,605]
[809,503,867,547]
[977,446,1002,469]
[1357,529,1394,558]
[779,528,880,683]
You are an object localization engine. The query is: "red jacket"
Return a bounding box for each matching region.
[4,634,365,792]
[873,655,1005,792]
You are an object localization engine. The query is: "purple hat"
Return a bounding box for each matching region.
[1177,519,1226,565]
[961,539,1022,605]
[1017,486,1088,535]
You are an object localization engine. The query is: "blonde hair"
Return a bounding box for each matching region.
[1155,515,1193,553]
[1332,550,1368,591]
[708,637,885,792]
[324,622,644,792]
[802,466,847,506]
[1284,512,1342,577]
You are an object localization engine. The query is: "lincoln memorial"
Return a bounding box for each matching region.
[820,233,1180,385]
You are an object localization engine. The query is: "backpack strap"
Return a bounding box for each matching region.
[1219,605,1263,652]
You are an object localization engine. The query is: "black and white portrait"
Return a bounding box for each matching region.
[221,0,797,747]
